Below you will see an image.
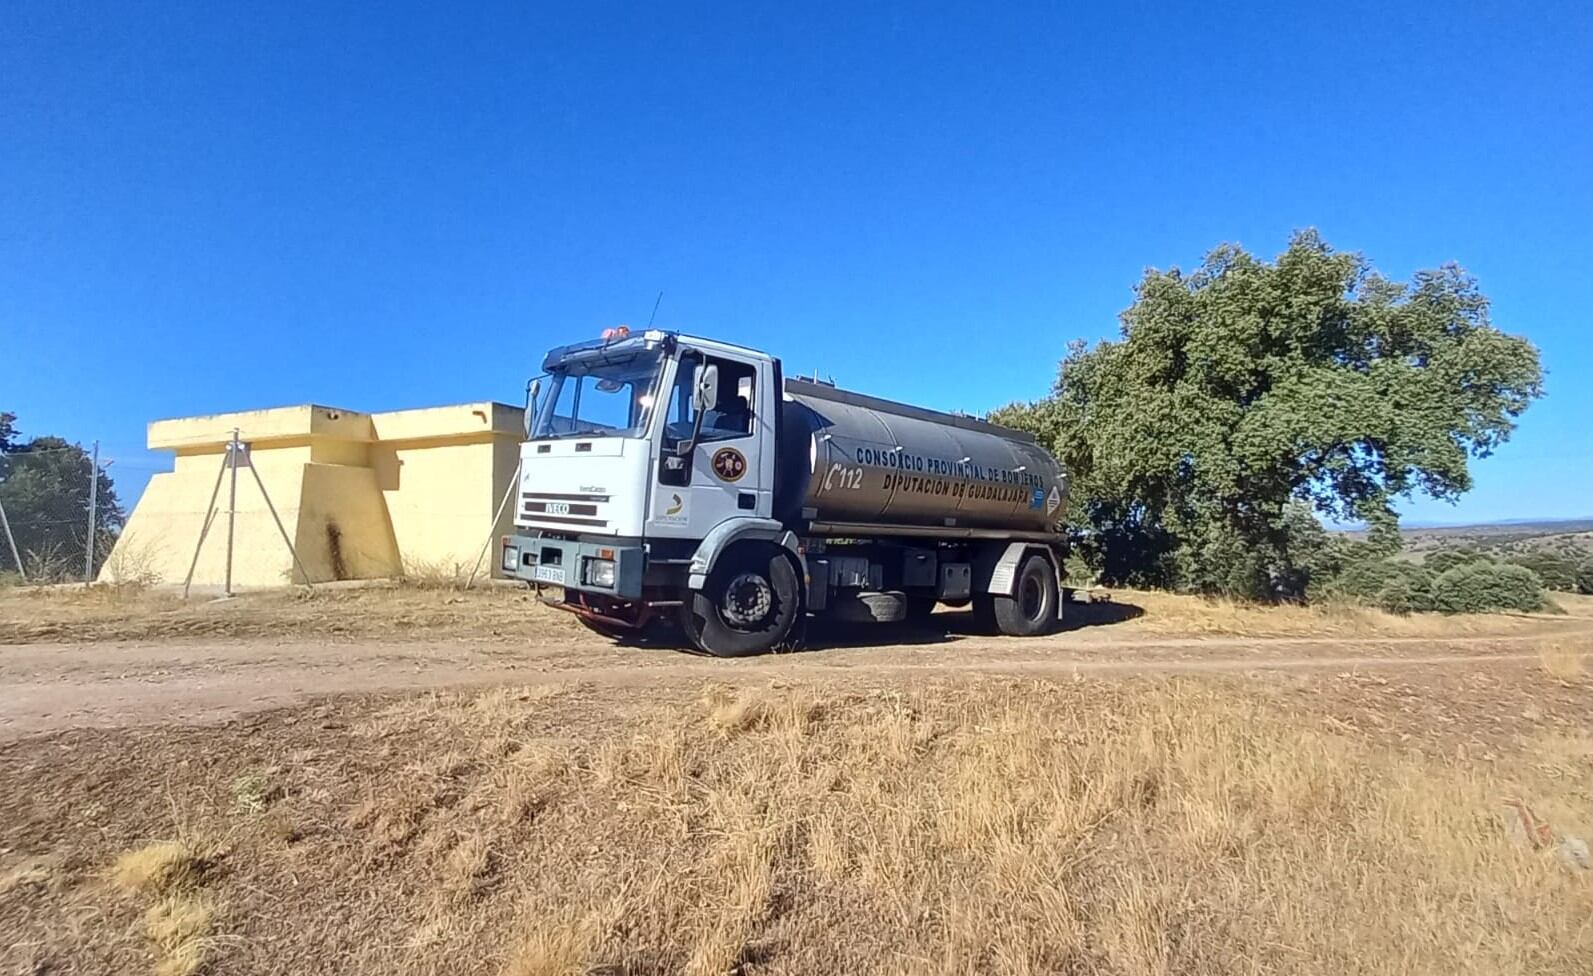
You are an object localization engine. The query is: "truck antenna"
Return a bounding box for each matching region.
[646,291,664,329]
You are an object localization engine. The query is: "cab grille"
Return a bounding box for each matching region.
[519,491,608,528]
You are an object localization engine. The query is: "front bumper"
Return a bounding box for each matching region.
[502,531,645,600]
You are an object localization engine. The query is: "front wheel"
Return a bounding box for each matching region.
[679,544,801,657]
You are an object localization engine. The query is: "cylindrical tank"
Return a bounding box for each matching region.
[777,379,1067,535]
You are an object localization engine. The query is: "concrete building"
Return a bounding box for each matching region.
[102,402,524,588]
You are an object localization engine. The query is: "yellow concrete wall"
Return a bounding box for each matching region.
[295,464,401,581]
[373,440,495,575]
[371,403,523,577]
[101,402,522,589]
[110,451,314,588]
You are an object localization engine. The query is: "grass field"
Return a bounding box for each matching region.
[1,584,1590,974]
[3,677,1590,975]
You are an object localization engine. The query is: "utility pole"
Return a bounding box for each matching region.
[84,440,99,581]
[182,431,310,597]
[225,428,240,597]
[0,496,23,582]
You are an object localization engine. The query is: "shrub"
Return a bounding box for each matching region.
[1323,559,1434,614]
[1504,552,1579,592]
[1430,561,1546,614]
[1422,547,1481,576]
[1580,558,1593,596]
[1374,574,1419,615]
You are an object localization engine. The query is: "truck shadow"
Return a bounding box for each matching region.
[796,598,1145,652]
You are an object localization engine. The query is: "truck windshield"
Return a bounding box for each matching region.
[532,347,664,439]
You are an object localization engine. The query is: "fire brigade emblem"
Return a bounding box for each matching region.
[711,447,748,482]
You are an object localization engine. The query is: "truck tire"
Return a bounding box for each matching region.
[680,544,800,656]
[990,553,1059,637]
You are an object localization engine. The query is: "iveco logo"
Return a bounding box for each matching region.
[545,502,571,516]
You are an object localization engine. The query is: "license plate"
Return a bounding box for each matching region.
[544,501,571,515]
[532,565,565,584]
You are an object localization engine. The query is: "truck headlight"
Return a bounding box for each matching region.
[501,540,519,572]
[585,557,616,588]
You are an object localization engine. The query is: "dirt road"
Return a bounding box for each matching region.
[4,609,1586,738]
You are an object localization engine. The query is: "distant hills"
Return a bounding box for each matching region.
[1336,517,1593,548]
[1400,517,1593,537]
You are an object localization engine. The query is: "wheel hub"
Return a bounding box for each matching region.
[720,572,774,628]
[1020,577,1044,620]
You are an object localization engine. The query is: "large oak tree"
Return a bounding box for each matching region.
[995,232,1544,599]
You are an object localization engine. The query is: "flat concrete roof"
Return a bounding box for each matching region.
[148,402,521,450]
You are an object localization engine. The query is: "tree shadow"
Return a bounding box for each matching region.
[793,596,1146,652]
[796,616,965,651]
[594,595,1147,656]
[1058,597,1145,632]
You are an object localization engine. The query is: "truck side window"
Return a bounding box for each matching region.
[663,357,699,446]
[662,355,755,446]
[700,359,755,441]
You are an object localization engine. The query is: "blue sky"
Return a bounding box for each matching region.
[3,0,1589,525]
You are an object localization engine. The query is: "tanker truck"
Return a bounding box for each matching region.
[500,328,1069,656]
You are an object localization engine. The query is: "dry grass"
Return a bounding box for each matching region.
[323,684,1593,971]
[399,557,480,590]
[1538,639,1588,682]
[144,893,217,976]
[109,841,218,976]
[0,580,575,644]
[7,678,1591,974]
[111,841,206,895]
[0,859,52,894]
[99,533,171,587]
[501,901,616,976]
[528,682,1588,973]
[1123,587,1570,638]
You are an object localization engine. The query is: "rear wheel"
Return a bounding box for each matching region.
[991,553,1059,636]
[679,544,801,656]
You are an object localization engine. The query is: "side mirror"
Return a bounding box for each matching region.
[524,377,542,438]
[675,362,719,459]
[693,364,719,416]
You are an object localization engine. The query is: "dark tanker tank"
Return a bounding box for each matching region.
[777,378,1067,537]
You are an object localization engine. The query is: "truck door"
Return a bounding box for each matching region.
[649,350,772,538]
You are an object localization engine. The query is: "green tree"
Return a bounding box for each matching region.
[0,417,125,580]
[1000,232,1543,600]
